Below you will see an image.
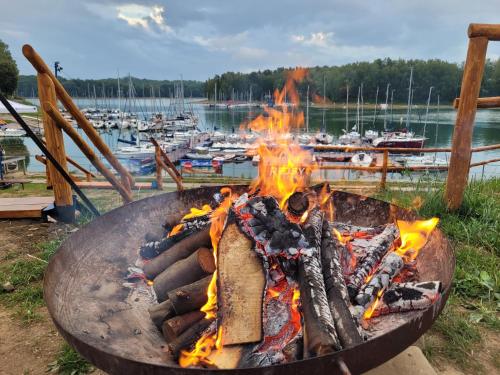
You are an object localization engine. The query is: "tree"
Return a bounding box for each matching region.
[0,40,19,96]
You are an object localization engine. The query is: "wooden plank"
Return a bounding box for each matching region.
[75,181,153,190]
[468,23,500,41]
[445,37,489,210]
[218,223,265,346]
[0,196,53,219]
[453,96,500,109]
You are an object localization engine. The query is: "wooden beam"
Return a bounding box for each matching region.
[43,103,133,203]
[468,23,500,41]
[37,73,73,213]
[453,96,500,109]
[22,44,134,193]
[445,37,488,210]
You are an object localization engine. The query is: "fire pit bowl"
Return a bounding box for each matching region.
[44,186,454,374]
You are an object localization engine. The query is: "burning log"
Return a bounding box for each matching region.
[351,252,405,320]
[168,318,215,358]
[153,247,216,302]
[149,299,175,328]
[167,275,211,315]
[346,224,399,299]
[218,223,266,345]
[162,310,205,342]
[320,220,363,348]
[299,208,341,356]
[140,227,200,259]
[143,227,211,279]
[287,191,309,217]
[371,281,442,318]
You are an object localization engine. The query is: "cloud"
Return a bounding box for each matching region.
[292,32,334,47]
[116,4,172,33]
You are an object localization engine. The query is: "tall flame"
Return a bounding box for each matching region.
[247,68,316,208]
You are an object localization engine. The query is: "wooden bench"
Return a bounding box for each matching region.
[0,196,54,219]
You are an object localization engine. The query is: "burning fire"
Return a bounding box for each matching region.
[247,68,316,208]
[363,218,439,320]
[180,69,317,367]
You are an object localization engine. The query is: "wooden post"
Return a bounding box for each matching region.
[445,36,488,210]
[37,73,74,221]
[22,45,134,193]
[43,103,133,203]
[380,149,388,190]
[155,147,163,190]
[468,23,500,40]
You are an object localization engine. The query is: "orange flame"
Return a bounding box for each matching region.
[182,204,213,220]
[247,68,316,208]
[395,218,439,261]
[179,188,236,367]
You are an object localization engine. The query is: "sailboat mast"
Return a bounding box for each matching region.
[322,75,326,132]
[360,82,364,136]
[390,89,395,125]
[345,84,349,132]
[356,86,360,132]
[435,94,440,146]
[405,67,413,129]
[422,86,434,146]
[372,86,379,125]
[306,85,310,133]
[383,83,390,131]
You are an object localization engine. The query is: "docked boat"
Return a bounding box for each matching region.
[339,128,361,145]
[364,129,379,142]
[396,155,448,169]
[185,153,213,161]
[315,132,334,145]
[351,152,373,167]
[373,132,426,148]
[0,128,26,137]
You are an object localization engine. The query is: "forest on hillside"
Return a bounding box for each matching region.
[16,58,500,104]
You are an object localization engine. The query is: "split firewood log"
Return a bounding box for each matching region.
[167,275,211,315]
[346,224,399,299]
[162,310,205,342]
[143,227,211,279]
[148,299,175,328]
[168,318,215,358]
[153,247,215,302]
[218,223,266,345]
[371,281,442,317]
[299,208,341,357]
[320,220,363,348]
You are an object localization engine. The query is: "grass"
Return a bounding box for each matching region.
[0,240,60,323]
[47,344,93,375]
[375,177,500,372]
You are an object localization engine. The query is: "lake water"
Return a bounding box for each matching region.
[2,98,499,181]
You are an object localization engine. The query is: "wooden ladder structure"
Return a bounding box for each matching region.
[445,23,500,210]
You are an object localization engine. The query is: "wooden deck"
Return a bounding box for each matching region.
[0,196,53,219]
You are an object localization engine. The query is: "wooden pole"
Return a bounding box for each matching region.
[380,150,388,190]
[37,73,74,221]
[155,147,163,190]
[43,103,133,203]
[468,23,500,41]
[445,36,488,210]
[22,45,134,192]
[453,96,500,109]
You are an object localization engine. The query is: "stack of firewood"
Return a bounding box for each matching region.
[138,185,442,368]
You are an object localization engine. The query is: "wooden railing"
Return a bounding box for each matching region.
[315,143,500,190]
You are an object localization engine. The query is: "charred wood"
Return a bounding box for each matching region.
[153,247,215,302]
[148,299,175,328]
[168,318,214,358]
[162,310,205,342]
[287,191,309,217]
[167,275,211,315]
[321,220,363,348]
[143,227,211,279]
[140,227,200,259]
[346,224,399,299]
[372,281,442,317]
[299,208,341,356]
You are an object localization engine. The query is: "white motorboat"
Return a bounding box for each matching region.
[0,128,26,137]
[351,152,373,167]
[315,132,334,145]
[373,132,426,148]
[364,129,379,142]
[185,153,213,161]
[339,128,361,145]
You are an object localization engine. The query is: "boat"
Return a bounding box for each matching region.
[351,152,373,167]
[372,131,426,148]
[364,129,379,142]
[339,128,361,145]
[114,144,155,159]
[252,155,260,165]
[233,155,248,163]
[315,132,333,145]
[0,128,26,137]
[298,134,313,145]
[185,153,213,161]
[395,155,448,169]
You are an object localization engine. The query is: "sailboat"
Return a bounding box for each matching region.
[315,76,333,145]
[339,85,361,145]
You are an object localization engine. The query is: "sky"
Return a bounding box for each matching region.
[1,0,499,81]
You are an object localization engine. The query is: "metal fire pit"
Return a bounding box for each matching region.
[44,186,454,375]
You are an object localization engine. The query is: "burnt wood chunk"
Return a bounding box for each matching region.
[287,191,309,216]
[218,223,266,345]
[168,318,214,358]
[320,220,363,348]
[299,208,341,357]
[148,299,175,328]
[346,224,399,299]
[162,310,205,342]
[143,227,211,279]
[140,227,199,259]
[372,281,442,317]
[153,247,215,302]
[167,276,211,315]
